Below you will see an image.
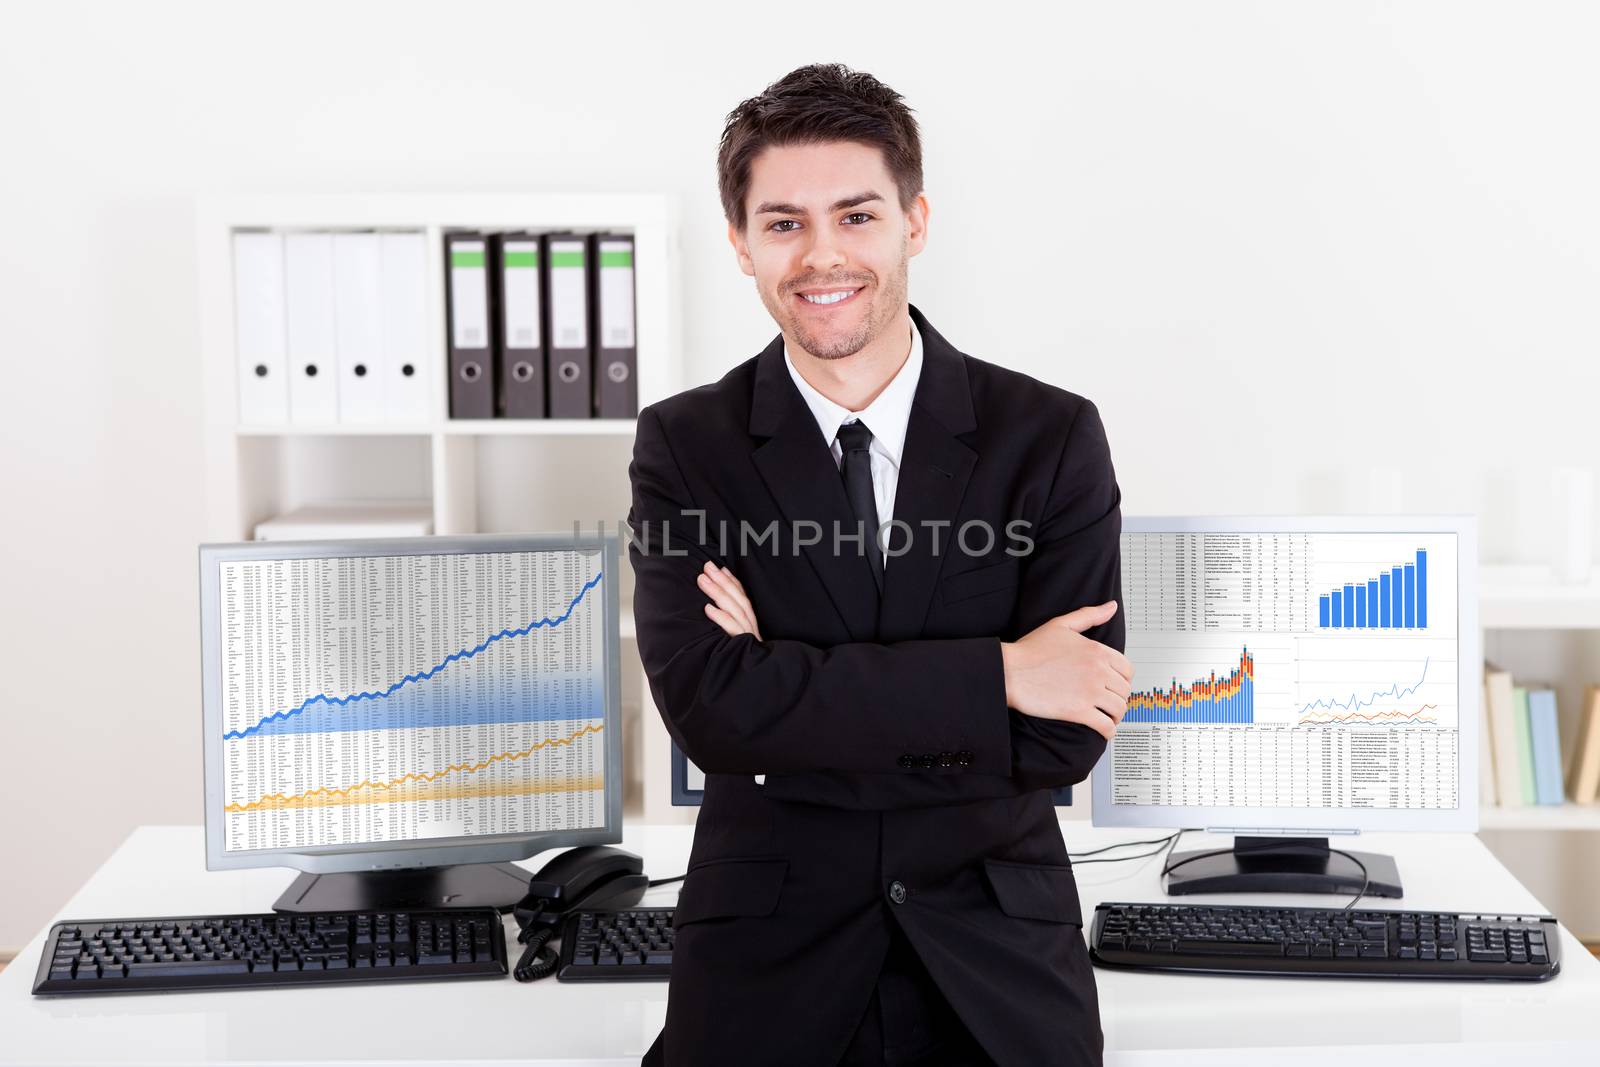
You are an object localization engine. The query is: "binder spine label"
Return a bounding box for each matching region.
[501,241,541,348]
[598,241,635,349]
[549,241,588,349]
[449,241,488,349]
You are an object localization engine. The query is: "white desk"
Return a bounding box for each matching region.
[2,823,1597,1066]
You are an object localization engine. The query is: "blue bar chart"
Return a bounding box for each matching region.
[1318,549,1427,630]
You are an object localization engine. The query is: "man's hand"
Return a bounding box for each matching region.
[1000,601,1134,740]
[698,560,762,640]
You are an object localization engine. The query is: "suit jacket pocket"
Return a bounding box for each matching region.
[982,857,1083,925]
[673,857,789,926]
[940,557,1020,606]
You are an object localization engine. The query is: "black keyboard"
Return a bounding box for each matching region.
[32,909,507,995]
[1090,902,1560,980]
[556,907,674,981]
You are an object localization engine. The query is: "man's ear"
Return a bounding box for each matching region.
[727,221,755,277]
[906,193,930,259]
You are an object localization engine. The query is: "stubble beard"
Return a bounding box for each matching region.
[764,242,909,362]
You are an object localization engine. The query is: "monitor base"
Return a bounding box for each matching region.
[273,862,530,914]
[1163,836,1403,899]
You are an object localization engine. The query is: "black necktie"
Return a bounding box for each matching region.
[836,420,884,594]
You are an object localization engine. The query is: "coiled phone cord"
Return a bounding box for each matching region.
[511,900,560,983]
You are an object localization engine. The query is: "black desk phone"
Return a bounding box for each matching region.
[511,845,650,981]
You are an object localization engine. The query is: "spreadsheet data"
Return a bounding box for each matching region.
[217,549,607,852]
[1110,531,1459,811]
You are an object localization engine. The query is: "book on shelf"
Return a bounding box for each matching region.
[1511,686,1537,805]
[1527,689,1564,805]
[1484,667,1520,805]
[1480,668,1600,811]
[1568,685,1600,804]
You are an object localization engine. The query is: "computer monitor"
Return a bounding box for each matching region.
[198,532,624,913]
[1092,516,1479,899]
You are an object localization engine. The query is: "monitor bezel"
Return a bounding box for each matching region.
[1090,514,1479,834]
[199,531,624,874]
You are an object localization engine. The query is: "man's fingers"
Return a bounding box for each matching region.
[704,602,744,636]
[1103,669,1132,701]
[1061,600,1118,634]
[1106,649,1134,683]
[702,563,754,613]
[698,568,753,622]
[1093,690,1128,723]
[698,574,752,633]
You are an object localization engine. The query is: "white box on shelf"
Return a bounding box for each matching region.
[252,500,434,541]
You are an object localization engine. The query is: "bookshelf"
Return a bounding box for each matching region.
[1479,563,1600,833]
[196,192,681,820]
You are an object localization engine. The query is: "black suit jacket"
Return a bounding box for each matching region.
[629,304,1123,1067]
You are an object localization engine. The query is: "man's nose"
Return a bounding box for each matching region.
[800,227,847,275]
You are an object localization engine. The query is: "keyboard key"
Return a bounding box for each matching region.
[1177,939,1284,957]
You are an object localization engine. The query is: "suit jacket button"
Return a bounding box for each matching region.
[919,754,937,769]
[897,754,916,769]
[938,751,955,767]
[956,750,974,766]
[888,881,907,905]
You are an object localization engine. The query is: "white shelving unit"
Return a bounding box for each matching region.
[196,192,681,819]
[1477,564,1600,837]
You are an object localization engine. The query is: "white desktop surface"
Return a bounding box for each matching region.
[1,822,1597,1066]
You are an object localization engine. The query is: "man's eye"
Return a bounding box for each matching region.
[770,220,799,232]
[844,213,873,224]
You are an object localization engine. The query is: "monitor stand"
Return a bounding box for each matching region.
[1164,836,1403,899]
[273,862,530,914]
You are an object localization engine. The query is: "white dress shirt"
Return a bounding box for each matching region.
[783,318,924,568]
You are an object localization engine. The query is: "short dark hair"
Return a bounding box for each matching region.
[717,63,924,235]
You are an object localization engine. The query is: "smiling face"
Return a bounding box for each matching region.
[729,140,927,361]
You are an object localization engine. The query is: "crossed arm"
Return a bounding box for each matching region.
[628,399,1133,811]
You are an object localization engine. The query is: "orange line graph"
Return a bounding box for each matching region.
[1296,705,1439,726]
[224,723,605,813]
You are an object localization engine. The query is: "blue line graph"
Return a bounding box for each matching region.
[1295,657,1430,718]
[224,570,603,741]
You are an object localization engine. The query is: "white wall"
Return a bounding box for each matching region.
[1,0,1596,950]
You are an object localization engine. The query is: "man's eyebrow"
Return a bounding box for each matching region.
[753,191,885,217]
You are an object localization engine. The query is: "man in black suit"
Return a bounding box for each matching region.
[632,64,1132,1067]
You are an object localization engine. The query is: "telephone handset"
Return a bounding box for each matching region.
[510,845,650,981]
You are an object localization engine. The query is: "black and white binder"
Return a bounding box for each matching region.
[493,232,546,418]
[443,231,494,419]
[541,232,592,418]
[590,232,636,418]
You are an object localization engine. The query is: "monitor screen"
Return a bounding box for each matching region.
[1092,516,1478,833]
[201,534,623,872]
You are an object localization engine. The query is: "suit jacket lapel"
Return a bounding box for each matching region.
[749,334,882,641]
[877,305,978,642]
[746,304,979,644]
